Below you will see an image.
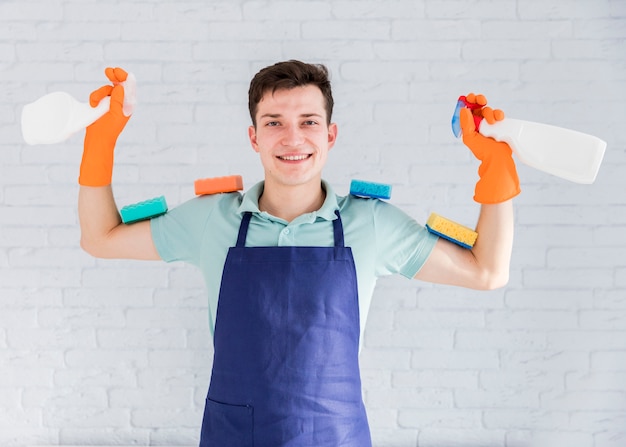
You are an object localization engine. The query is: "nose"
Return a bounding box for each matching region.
[281,124,305,147]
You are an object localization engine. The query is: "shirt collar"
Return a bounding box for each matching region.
[237,180,339,222]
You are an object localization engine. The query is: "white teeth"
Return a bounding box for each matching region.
[279,155,309,161]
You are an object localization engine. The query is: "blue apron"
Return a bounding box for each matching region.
[199,210,372,446]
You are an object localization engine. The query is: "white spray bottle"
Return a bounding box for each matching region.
[21,73,137,145]
[451,95,606,184]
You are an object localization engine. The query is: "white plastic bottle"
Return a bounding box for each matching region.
[21,73,136,145]
[452,96,606,184]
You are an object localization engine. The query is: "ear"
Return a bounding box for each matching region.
[248,125,259,153]
[327,123,338,150]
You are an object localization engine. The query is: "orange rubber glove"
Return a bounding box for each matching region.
[78,67,131,187]
[460,93,521,204]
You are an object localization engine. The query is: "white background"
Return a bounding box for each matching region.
[0,0,625,446]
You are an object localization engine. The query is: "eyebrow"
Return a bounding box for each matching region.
[259,113,324,120]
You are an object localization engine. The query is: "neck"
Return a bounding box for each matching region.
[259,181,326,222]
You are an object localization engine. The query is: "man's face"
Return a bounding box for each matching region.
[248,85,337,190]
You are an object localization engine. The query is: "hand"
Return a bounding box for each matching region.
[460,93,520,204]
[79,67,132,187]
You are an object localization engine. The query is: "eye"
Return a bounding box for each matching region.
[303,120,318,126]
[265,121,280,127]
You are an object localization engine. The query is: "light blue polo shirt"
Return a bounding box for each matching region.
[151,180,438,339]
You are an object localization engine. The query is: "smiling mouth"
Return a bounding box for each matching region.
[277,154,312,161]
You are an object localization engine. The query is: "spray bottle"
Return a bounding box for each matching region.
[21,73,136,145]
[451,95,606,184]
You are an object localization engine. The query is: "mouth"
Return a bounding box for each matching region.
[277,154,312,161]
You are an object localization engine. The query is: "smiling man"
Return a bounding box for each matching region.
[77,60,519,446]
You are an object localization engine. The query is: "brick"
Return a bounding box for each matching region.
[426,1,515,19]
[7,328,96,350]
[65,350,149,369]
[57,428,151,445]
[579,310,626,330]
[367,387,453,409]
[392,370,478,389]
[484,409,569,430]
[63,287,154,308]
[455,388,539,409]
[548,331,626,350]
[480,370,563,392]
[96,328,186,349]
[456,330,546,350]
[507,430,593,447]
[333,1,425,19]
[505,289,593,310]
[398,408,481,428]
[375,41,462,60]
[302,20,390,40]
[154,2,242,21]
[22,386,107,408]
[594,289,626,309]
[411,350,499,370]
[43,406,130,429]
[0,1,62,21]
[63,2,153,22]
[53,367,137,389]
[570,410,626,431]
[486,310,578,330]
[501,350,589,371]
[393,19,480,40]
[364,329,453,349]
[395,309,485,329]
[81,266,169,288]
[541,390,626,411]
[566,371,626,391]
[592,351,626,371]
[17,42,104,62]
[463,40,551,61]
[131,408,201,428]
[523,268,613,289]
[109,387,192,408]
[419,428,505,447]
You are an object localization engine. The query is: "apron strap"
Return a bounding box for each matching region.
[236,210,345,248]
[333,210,345,248]
[236,212,253,248]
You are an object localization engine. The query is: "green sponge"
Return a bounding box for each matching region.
[120,196,168,224]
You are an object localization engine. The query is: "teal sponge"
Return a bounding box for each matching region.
[349,179,392,200]
[120,196,168,224]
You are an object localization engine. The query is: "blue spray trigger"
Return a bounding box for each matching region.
[451,99,464,138]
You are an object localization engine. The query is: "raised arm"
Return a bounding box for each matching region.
[78,67,160,261]
[415,94,519,290]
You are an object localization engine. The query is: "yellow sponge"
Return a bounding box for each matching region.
[426,212,478,249]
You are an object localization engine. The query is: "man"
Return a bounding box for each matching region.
[78,60,519,446]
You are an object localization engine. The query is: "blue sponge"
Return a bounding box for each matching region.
[349,179,392,200]
[120,196,168,224]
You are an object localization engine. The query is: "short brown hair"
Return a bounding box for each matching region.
[248,60,334,127]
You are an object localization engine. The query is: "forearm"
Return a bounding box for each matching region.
[470,199,514,288]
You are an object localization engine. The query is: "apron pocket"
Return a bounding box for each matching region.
[199,398,253,447]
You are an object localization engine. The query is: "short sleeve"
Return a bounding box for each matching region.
[150,196,215,265]
[372,200,439,279]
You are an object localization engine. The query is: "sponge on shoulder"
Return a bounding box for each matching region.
[195,175,244,196]
[120,196,168,224]
[426,212,478,249]
[349,179,392,200]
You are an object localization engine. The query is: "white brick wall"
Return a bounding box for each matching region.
[1,0,624,446]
